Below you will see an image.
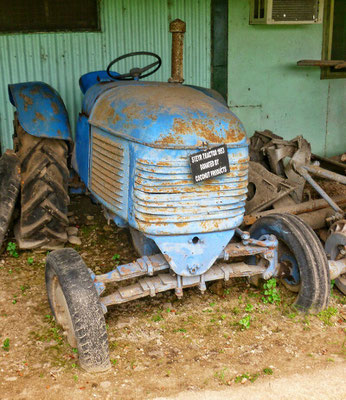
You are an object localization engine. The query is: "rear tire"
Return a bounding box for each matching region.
[46,248,110,372]
[250,213,330,312]
[15,121,69,249]
[0,150,21,249]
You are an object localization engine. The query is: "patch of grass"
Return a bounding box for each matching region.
[7,242,18,258]
[232,307,241,315]
[174,328,186,333]
[2,338,10,351]
[262,278,281,304]
[317,307,338,326]
[109,341,119,350]
[152,313,163,322]
[214,367,228,384]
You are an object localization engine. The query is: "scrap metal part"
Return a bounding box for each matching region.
[248,130,346,228]
[325,220,346,294]
[244,195,346,227]
[0,150,21,249]
[246,161,296,214]
[249,130,310,203]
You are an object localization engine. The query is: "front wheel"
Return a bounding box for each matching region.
[250,213,330,312]
[45,248,110,372]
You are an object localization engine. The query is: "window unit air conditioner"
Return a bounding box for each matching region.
[250,0,324,24]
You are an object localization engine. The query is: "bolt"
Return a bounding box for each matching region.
[187,264,199,275]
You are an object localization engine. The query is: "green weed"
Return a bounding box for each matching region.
[235,372,259,383]
[2,338,10,351]
[262,278,281,304]
[263,367,273,375]
[7,242,18,258]
[112,254,120,266]
[238,315,251,330]
[214,367,228,384]
[245,303,254,313]
[27,257,34,265]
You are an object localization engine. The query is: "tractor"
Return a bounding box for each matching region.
[6,20,344,372]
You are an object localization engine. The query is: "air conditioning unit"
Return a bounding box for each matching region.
[250,0,324,24]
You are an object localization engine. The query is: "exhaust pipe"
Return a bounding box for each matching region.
[169,19,186,83]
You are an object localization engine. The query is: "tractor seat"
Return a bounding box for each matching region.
[79,71,119,94]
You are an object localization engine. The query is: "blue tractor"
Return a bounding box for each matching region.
[8,20,331,371]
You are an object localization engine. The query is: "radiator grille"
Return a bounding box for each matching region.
[133,155,248,229]
[91,132,124,210]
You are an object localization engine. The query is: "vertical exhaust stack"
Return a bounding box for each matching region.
[168,19,186,83]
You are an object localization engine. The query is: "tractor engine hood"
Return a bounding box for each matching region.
[88,84,247,149]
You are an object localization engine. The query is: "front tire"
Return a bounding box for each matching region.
[46,248,110,372]
[250,213,330,312]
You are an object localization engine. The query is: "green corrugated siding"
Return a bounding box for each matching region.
[0,0,211,151]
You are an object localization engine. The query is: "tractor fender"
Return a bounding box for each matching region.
[8,82,72,141]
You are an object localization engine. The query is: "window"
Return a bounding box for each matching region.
[0,0,100,33]
[321,0,346,79]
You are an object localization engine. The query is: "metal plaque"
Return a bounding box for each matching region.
[189,145,230,183]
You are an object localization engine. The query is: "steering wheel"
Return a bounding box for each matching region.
[106,51,162,80]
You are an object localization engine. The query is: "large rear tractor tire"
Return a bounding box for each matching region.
[14,121,70,249]
[250,213,330,312]
[46,248,110,372]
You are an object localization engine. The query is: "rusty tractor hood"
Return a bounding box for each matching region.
[88,83,247,149]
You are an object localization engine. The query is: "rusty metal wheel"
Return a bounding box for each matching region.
[250,213,330,312]
[46,248,110,372]
[325,220,346,295]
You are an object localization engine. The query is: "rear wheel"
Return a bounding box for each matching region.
[0,150,21,249]
[250,213,330,312]
[46,248,110,372]
[14,120,69,249]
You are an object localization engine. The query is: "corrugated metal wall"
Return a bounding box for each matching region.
[0,0,211,151]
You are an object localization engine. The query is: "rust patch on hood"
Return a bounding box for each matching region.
[51,101,59,115]
[19,93,33,111]
[122,104,147,120]
[155,132,184,146]
[169,118,245,145]
[34,112,45,122]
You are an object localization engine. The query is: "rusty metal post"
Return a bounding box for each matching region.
[168,19,186,83]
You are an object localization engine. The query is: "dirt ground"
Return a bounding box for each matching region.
[0,195,345,400]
